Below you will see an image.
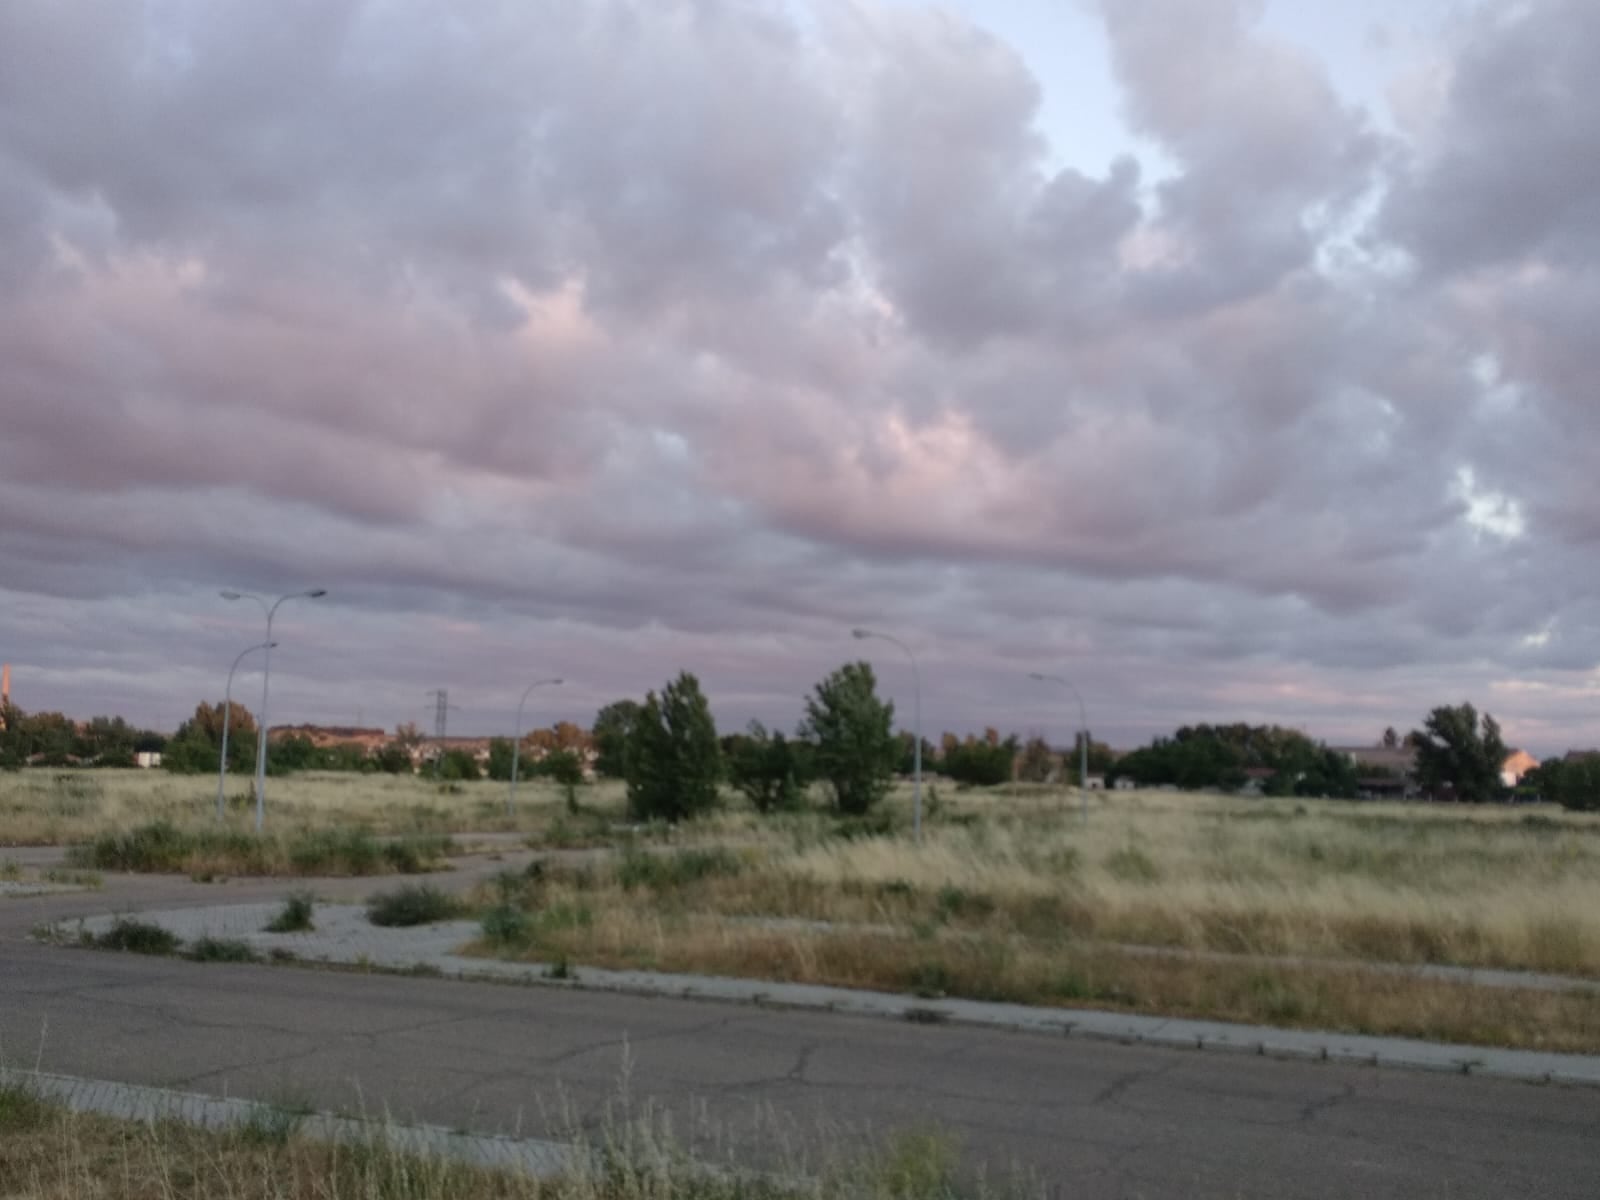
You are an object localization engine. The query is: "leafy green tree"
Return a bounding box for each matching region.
[374,742,414,774]
[625,673,722,822]
[593,700,642,779]
[437,747,482,781]
[801,662,897,816]
[163,701,258,774]
[1409,703,1507,803]
[1528,755,1600,811]
[1015,736,1057,783]
[942,732,1020,787]
[728,720,808,813]
[486,737,517,782]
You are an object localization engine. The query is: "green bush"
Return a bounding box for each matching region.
[188,937,260,963]
[72,821,196,872]
[265,892,316,934]
[366,884,462,927]
[616,846,742,891]
[481,905,531,948]
[95,918,179,955]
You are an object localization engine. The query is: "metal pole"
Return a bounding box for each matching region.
[222,589,326,833]
[853,629,922,844]
[509,677,563,817]
[218,641,274,820]
[1030,672,1091,824]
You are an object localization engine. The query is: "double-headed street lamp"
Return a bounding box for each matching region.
[852,627,923,844]
[217,641,275,821]
[1029,671,1090,824]
[221,588,328,831]
[508,677,563,816]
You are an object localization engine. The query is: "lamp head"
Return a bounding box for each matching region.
[851,628,871,640]
[220,590,242,600]
[1028,672,1047,681]
[305,589,328,599]
[550,678,564,686]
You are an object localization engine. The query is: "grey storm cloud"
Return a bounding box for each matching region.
[2,0,1599,752]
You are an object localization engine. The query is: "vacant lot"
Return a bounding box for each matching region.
[465,787,1600,1050]
[0,768,607,845]
[13,768,1600,1047]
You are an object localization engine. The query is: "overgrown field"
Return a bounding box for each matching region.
[0,1079,1026,1200]
[460,789,1600,1050]
[0,768,617,845]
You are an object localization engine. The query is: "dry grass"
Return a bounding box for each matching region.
[0,768,636,845]
[460,788,1600,1050]
[0,1081,1032,1200]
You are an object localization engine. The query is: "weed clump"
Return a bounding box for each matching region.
[188,937,260,964]
[94,918,179,955]
[366,884,462,927]
[265,891,316,933]
[616,846,742,891]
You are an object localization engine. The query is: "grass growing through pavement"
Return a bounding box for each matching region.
[265,891,316,933]
[66,821,453,877]
[367,883,463,927]
[0,1085,1035,1200]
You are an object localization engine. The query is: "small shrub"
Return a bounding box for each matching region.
[481,904,531,948]
[616,846,742,891]
[95,918,179,955]
[366,884,461,927]
[0,1082,49,1133]
[72,821,195,872]
[188,937,260,964]
[934,885,995,923]
[265,892,316,934]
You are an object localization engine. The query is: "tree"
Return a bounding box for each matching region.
[728,720,808,813]
[801,662,897,816]
[625,673,722,822]
[1016,736,1057,783]
[437,747,482,781]
[163,701,257,774]
[942,733,1019,786]
[1527,755,1600,811]
[1381,726,1400,749]
[1409,703,1507,803]
[593,700,642,779]
[374,742,414,774]
[485,737,517,782]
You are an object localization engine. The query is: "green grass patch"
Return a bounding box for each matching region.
[94,918,179,955]
[616,846,743,891]
[366,883,462,927]
[188,937,261,964]
[265,891,316,933]
[67,822,452,877]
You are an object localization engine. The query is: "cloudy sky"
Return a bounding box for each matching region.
[2,0,1598,753]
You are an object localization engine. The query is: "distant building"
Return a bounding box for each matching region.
[135,751,162,769]
[1327,746,1419,799]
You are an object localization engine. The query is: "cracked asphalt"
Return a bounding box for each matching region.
[3,861,1598,1196]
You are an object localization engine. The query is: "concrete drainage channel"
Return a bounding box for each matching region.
[47,903,1600,1091]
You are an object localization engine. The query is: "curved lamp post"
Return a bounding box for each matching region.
[508,677,563,816]
[1029,671,1090,824]
[218,641,275,820]
[852,627,923,844]
[221,588,328,831]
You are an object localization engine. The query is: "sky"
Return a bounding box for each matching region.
[2,0,1599,755]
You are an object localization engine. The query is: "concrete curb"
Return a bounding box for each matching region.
[0,1067,575,1176]
[56,904,1600,1091]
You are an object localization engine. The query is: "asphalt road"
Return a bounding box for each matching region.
[3,860,1599,1197]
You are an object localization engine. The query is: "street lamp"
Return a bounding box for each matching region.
[852,627,923,844]
[1030,672,1090,824]
[221,588,328,832]
[508,677,563,817]
[218,641,275,821]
